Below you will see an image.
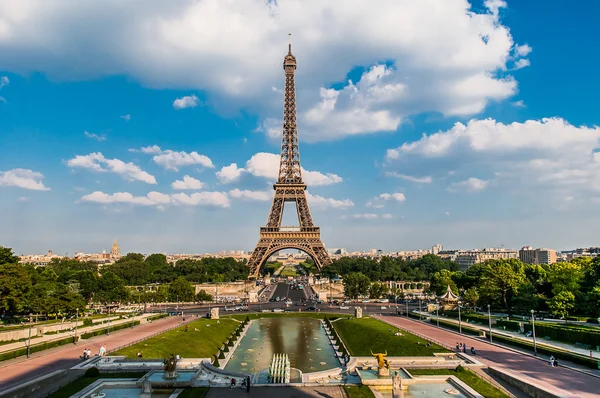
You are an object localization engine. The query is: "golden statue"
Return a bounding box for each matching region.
[371,350,391,370]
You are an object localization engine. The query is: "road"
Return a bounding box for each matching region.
[0,314,187,394]
[376,315,599,398]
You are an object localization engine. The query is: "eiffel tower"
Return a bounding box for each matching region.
[247,38,333,278]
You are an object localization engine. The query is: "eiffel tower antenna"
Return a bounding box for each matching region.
[246,38,332,278]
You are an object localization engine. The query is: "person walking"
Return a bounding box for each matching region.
[549,355,555,367]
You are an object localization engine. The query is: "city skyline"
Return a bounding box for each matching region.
[2,1,600,254]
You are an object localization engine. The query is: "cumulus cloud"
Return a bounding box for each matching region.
[129,145,162,154]
[66,152,157,184]
[84,131,106,141]
[0,168,50,191]
[385,117,600,199]
[171,175,205,190]
[306,192,354,210]
[448,178,489,193]
[511,100,525,108]
[367,192,406,208]
[216,163,245,184]
[515,44,532,57]
[228,188,271,201]
[120,114,131,121]
[173,95,199,110]
[80,190,230,208]
[384,171,432,184]
[244,152,342,186]
[132,147,213,171]
[0,1,526,141]
[513,59,530,70]
[254,118,281,140]
[0,76,8,88]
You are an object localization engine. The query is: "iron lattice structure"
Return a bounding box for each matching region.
[247,42,332,278]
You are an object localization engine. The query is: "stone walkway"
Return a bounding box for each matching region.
[205,386,346,398]
[375,315,599,398]
[0,315,186,394]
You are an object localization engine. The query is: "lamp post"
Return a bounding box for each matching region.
[531,309,537,356]
[75,308,79,344]
[106,306,110,335]
[406,300,409,318]
[419,299,422,321]
[27,313,33,358]
[458,301,462,334]
[435,299,439,327]
[487,304,493,343]
[131,310,135,329]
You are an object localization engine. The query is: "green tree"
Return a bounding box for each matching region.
[479,259,526,313]
[461,287,479,311]
[0,246,20,265]
[546,262,583,295]
[196,290,213,302]
[168,277,195,302]
[429,269,458,296]
[0,263,32,314]
[547,291,575,319]
[369,282,388,299]
[342,272,371,299]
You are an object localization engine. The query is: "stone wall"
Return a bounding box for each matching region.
[194,281,259,300]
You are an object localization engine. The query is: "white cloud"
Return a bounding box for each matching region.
[80,190,230,208]
[253,118,281,140]
[171,192,230,208]
[171,175,205,190]
[445,211,451,216]
[306,192,354,210]
[173,95,199,110]
[0,169,50,191]
[513,59,530,70]
[244,152,342,186]
[120,114,131,121]
[448,178,489,193]
[0,1,526,141]
[129,145,162,154]
[344,213,393,220]
[385,117,600,199]
[152,150,214,171]
[0,76,8,88]
[216,163,245,184]
[84,131,106,141]
[367,192,406,208]
[66,152,156,184]
[511,100,525,108]
[515,44,532,57]
[228,189,271,201]
[17,196,30,202]
[384,171,432,184]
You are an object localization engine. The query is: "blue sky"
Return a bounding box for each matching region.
[1,0,599,255]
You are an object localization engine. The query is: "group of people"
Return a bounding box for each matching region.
[230,376,249,390]
[456,342,476,355]
[549,355,559,367]
[81,344,106,360]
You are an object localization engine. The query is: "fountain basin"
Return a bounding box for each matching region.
[138,369,199,388]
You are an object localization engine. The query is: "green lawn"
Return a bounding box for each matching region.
[279,266,298,277]
[409,368,509,398]
[112,318,238,359]
[344,385,375,398]
[47,372,146,398]
[177,387,210,398]
[224,312,337,321]
[333,317,449,356]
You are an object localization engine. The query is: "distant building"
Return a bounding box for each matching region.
[432,244,443,255]
[454,248,518,270]
[110,240,121,261]
[519,246,557,265]
[20,250,62,266]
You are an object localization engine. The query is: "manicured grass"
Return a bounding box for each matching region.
[409,368,509,398]
[47,372,146,398]
[177,387,210,398]
[280,266,298,277]
[112,318,238,359]
[344,385,375,398]
[333,317,449,356]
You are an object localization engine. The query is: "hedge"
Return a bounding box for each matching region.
[430,318,481,337]
[0,336,74,362]
[147,313,169,322]
[523,323,600,348]
[81,320,140,339]
[495,320,522,332]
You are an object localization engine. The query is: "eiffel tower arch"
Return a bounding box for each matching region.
[247,38,333,278]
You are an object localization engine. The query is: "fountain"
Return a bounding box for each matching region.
[268,353,291,383]
[371,351,391,377]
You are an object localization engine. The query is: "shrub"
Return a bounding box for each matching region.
[522,323,600,347]
[213,354,220,367]
[495,319,522,332]
[84,367,100,377]
[0,336,75,362]
[82,318,93,327]
[218,350,226,359]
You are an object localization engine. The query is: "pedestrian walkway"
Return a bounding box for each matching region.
[375,315,599,398]
[0,313,154,354]
[0,314,186,394]
[422,312,600,360]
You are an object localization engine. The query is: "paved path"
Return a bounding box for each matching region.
[206,386,346,398]
[375,316,599,398]
[0,315,186,393]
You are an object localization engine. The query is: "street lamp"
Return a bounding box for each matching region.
[487,305,493,343]
[75,308,79,344]
[531,309,537,356]
[405,300,409,319]
[27,313,33,358]
[106,306,111,335]
[131,310,135,329]
[419,299,422,321]
[435,300,439,327]
[458,301,462,334]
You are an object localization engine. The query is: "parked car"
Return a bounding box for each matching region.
[340,306,350,310]
[224,306,235,311]
[306,306,318,311]
[381,306,387,310]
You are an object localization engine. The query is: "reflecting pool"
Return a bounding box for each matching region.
[378,381,469,398]
[225,317,338,374]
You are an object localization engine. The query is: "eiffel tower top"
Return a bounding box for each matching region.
[277,34,303,185]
